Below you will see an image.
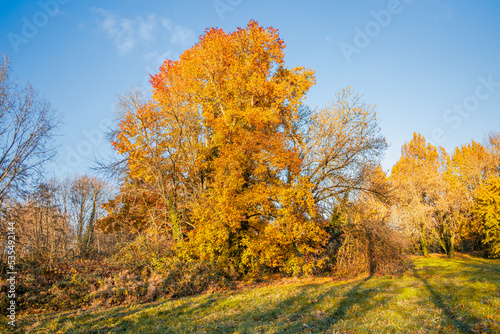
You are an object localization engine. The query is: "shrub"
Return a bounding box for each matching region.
[325,215,411,277]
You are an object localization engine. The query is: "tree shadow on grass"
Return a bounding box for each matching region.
[110,295,221,333]
[20,295,213,334]
[327,277,371,322]
[264,276,397,333]
[413,268,479,334]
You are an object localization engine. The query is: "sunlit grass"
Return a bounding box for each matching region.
[4,253,500,333]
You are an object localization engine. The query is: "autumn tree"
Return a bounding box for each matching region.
[434,162,462,258]
[100,88,188,241]
[107,20,328,275]
[474,176,500,258]
[324,163,409,276]
[486,131,500,174]
[446,140,495,251]
[390,133,443,256]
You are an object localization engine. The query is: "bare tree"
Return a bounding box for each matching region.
[0,55,59,204]
[301,88,388,216]
[65,175,108,255]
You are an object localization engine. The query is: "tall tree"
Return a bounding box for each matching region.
[108,21,326,275]
[66,175,107,255]
[446,140,495,251]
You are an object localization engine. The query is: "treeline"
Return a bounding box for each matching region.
[391,132,500,258]
[0,55,129,311]
[0,21,499,313]
[0,176,119,262]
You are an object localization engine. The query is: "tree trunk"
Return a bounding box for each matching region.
[420,220,429,257]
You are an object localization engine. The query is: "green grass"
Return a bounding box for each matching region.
[4,253,500,333]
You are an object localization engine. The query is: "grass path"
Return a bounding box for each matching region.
[4,254,500,333]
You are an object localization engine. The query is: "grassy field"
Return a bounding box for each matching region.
[3,253,500,333]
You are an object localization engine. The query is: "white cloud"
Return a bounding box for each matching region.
[93,8,194,55]
[137,14,159,41]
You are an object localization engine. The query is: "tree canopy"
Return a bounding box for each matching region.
[103,20,387,275]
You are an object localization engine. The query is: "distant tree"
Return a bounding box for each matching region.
[390,133,443,256]
[0,55,59,204]
[486,131,500,174]
[391,133,499,257]
[0,180,71,263]
[446,140,495,251]
[64,175,108,255]
[474,176,500,258]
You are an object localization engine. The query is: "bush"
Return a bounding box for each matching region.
[325,216,411,277]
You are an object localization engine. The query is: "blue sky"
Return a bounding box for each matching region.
[1,0,499,178]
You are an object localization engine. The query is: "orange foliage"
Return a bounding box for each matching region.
[107,20,327,275]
